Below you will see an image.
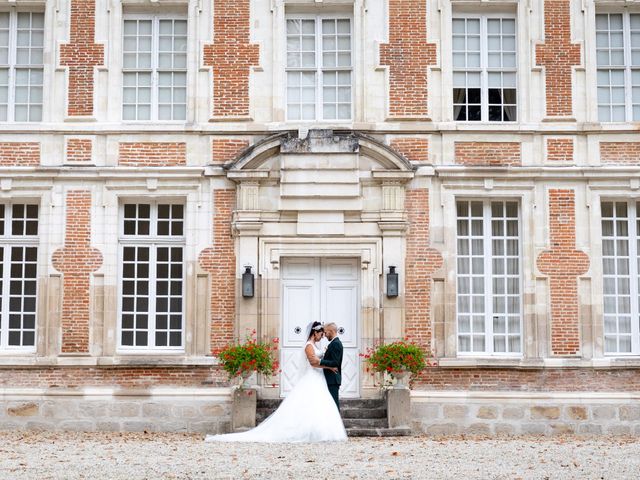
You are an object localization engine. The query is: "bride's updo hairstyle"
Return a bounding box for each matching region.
[308,321,324,339]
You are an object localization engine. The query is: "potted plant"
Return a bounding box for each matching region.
[360,339,435,389]
[214,331,280,431]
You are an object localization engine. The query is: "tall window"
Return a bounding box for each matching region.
[286,16,352,121]
[0,203,38,351]
[0,12,44,121]
[456,200,522,355]
[452,16,517,122]
[122,16,187,121]
[601,201,640,354]
[596,13,640,122]
[119,202,185,350]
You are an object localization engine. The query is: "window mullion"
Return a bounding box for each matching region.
[629,200,640,354]
[484,200,494,354]
[316,17,322,121]
[0,245,8,349]
[149,243,157,348]
[480,16,488,122]
[152,16,159,122]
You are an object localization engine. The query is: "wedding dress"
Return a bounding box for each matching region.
[205,340,347,443]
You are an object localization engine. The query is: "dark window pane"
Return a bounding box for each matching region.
[157,281,168,295]
[170,281,181,295]
[138,204,150,218]
[10,264,22,277]
[157,221,169,236]
[468,88,481,104]
[124,220,136,235]
[170,298,182,313]
[122,297,134,312]
[171,222,183,236]
[139,221,150,236]
[22,331,34,346]
[23,315,35,329]
[24,281,36,295]
[138,248,149,262]
[9,314,20,329]
[123,263,135,278]
[135,331,148,346]
[12,221,23,235]
[24,297,35,312]
[468,105,481,121]
[489,106,502,121]
[170,264,182,278]
[156,298,168,312]
[138,263,149,278]
[25,220,38,236]
[157,264,168,278]
[488,88,502,104]
[10,281,20,294]
[25,263,36,278]
[11,248,22,261]
[136,297,148,312]
[122,314,134,329]
[158,204,170,219]
[124,204,136,218]
[156,315,168,329]
[138,281,148,295]
[170,315,181,330]
[503,107,516,121]
[9,297,21,311]
[8,331,20,345]
[156,331,167,346]
[122,330,134,346]
[455,106,467,121]
[12,204,23,217]
[123,280,135,295]
[172,204,183,219]
[157,248,168,262]
[136,315,148,329]
[25,248,37,261]
[26,205,38,218]
[171,248,182,262]
[169,332,181,347]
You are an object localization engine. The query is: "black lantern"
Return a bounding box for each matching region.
[242,266,254,298]
[386,266,398,298]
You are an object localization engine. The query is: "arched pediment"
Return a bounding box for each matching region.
[224,129,415,173]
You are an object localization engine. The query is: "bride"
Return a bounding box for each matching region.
[205,321,347,443]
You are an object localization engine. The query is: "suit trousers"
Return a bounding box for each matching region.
[328,384,340,410]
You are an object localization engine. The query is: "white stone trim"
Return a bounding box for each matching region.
[411,390,640,401]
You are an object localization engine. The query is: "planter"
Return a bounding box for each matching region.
[391,370,411,389]
[231,386,257,432]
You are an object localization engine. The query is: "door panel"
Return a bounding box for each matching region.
[280,257,360,398]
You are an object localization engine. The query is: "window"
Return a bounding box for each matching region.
[596,13,640,122]
[119,202,185,350]
[122,16,187,121]
[0,203,38,351]
[452,16,517,122]
[286,16,352,121]
[0,12,43,121]
[456,200,522,355]
[601,201,640,354]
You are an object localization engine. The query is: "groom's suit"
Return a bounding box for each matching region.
[320,337,343,409]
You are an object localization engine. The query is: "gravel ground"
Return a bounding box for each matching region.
[0,431,638,479]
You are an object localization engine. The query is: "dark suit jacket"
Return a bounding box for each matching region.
[320,337,343,386]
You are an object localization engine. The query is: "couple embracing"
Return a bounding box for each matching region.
[206,321,347,443]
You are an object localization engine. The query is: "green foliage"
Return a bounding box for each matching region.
[360,340,429,377]
[214,330,280,381]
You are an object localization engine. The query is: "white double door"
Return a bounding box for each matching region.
[280,257,360,398]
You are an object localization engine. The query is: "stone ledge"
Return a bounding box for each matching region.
[0,356,220,367]
[437,357,640,369]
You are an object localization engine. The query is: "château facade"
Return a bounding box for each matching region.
[1,0,640,434]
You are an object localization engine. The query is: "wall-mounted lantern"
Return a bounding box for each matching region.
[386,266,398,298]
[242,266,254,298]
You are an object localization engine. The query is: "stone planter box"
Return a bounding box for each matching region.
[231,387,257,432]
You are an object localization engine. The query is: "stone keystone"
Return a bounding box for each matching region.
[52,190,103,353]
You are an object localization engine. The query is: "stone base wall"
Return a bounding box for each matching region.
[411,391,640,436]
[0,388,232,434]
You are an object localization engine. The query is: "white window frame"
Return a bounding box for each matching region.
[455,199,523,357]
[284,13,354,122]
[0,10,44,122]
[451,13,518,123]
[0,202,38,353]
[121,14,188,122]
[595,12,640,122]
[117,200,186,353]
[601,199,640,355]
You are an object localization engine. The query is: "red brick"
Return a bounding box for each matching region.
[536,189,589,356]
[51,190,103,354]
[0,142,40,166]
[66,138,93,163]
[405,189,443,352]
[380,0,437,118]
[535,0,581,117]
[546,138,574,162]
[600,142,640,165]
[455,142,521,166]
[390,138,429,163]
[118,142,186,167]
[203,0,259,118]
[60,0,104,117]
[211,139,249,164]
[198,190,236,353]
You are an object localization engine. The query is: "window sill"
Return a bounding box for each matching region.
[438,357,640,369]
[0,355,219,367]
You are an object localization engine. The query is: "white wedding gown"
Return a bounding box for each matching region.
[205,341,347,443]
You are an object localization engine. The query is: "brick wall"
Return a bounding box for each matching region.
[211,139,249,164]
[118,142,187,167]
[66,138,93,163]
[0,366,228,388]
[600,142,640,165]
[198,190,236,353]
[405,189,443,352]
[535,0,581,118]
[203,0,259,118]
[0,142,40,166]
[51,190,103,354]
[537,189,589,356]
[546,138,574,163]
[380,0,437,118]
[454,142,521,166]
[390,138,429,163]
[60,0,104,117]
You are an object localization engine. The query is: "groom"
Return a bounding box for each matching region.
[320,322,343,410]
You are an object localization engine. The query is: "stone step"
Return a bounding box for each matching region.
[346,427,412,437]
[257,398,385,409]
[340,407,386,419]
[343,418,388,429]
